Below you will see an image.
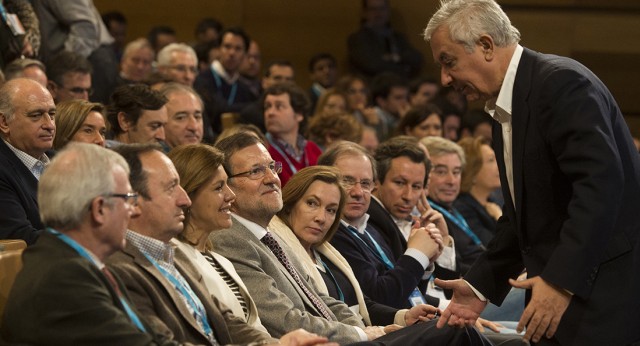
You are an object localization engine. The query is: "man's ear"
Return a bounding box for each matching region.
[0,113,10,135]
[295,112,304,124]
[47,80,58,100]
[478,35,495,60]
[90,196,107,225]
[117,112,131,132]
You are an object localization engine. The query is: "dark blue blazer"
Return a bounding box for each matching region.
[0,139,42,244]
[464,47,640,345]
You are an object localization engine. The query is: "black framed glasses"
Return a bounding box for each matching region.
[229,161,283,180]
[105,192,139,206]
[340,176,375,192]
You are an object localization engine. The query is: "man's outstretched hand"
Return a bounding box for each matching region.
[434,278,487,329]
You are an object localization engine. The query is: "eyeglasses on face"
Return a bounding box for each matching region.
[105,192,139,206]
[169,64,198,74]
[229,161,282,180]
[340,176,375,192]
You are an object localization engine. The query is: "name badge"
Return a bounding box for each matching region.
[6,13,25,36]
[408,287,426,306]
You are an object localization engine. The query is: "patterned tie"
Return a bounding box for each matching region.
[261,232,334,321]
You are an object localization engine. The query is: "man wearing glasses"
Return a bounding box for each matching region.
[318,141,444,310]
[1,143,168,345]
[156,43,199,87]
[45,50,94,103]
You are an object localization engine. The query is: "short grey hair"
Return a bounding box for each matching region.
[122,38,154,60]
[420,136,466,167]
[424,0,520,53]
[157,43,197,67]
[3,58,46,80]
[38,142,130,231]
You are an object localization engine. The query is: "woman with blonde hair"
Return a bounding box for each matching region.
[53,99,107,149]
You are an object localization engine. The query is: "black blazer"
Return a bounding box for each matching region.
[453,192,497,247]
[464,47,640,345]
[0,139,43,244]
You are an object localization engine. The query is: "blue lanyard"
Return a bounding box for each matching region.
[210,67,238,105]
[428,199,484,246]
[0,3,8,23]
[266,133,308,175]
[346,226,395,270]
[47,228,146,332]
[143,254,214,341]
[315,252,344,302]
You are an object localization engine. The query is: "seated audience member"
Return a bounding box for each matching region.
[313,88,348,117]
[119,38,155,84]
[1,143,170,345]
[108,143,331,346]
[460,109,494,143]
[263,82,322,186]
[168,144,268,332]
[102,11,128,62]
[454,137,502,246]
[238,59,296,132]
[370,72,411,140]
[347,0,422,79]
[396,104,444,139]
[194,27,257,135]
[105,84,168,149]
[3,58,48,87]
[308,53,338,110]
[210,133,488,345]
[334,74,378,127]
[409,77,440,108]
[46,50,93,103]
[194,41,220,73]
[53,99,107,149]
[157,83,204,148]
[420,136,485,272]
[0,78,55,244]
[306,112,363,150]
[322,141,447,310]
[273,165,439,326]
[147,25,177,53]
[239,40,262,98]
[156,43,199,87]
[433,97,464,142]
[359,126,379,154]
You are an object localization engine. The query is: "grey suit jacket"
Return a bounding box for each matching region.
[210,216,365,345]
[107,241,275,346]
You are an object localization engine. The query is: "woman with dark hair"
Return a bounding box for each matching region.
[269,165,440,328]
[396,104,444,139]
[168,143,268,333]
[53,99,107,149]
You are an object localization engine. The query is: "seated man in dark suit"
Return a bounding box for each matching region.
[107,143,333,346]
[0,78,56,244]
[2,143,172,345]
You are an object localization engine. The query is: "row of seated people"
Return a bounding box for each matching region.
[3,134,528,345]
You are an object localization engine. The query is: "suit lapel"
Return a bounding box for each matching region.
[0,139,39,204]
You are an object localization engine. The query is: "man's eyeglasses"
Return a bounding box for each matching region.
[340,177,375,192]
[229,161,282,180]
[66,87,94,96]
[106,192,139,206]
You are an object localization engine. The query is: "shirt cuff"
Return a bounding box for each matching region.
[405,248,430,270]
[463,279,487,302]
[394,309,409,326]
[435,239,456,271]
[354,326,368,341]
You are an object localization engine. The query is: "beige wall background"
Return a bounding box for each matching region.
[94,0,640,136]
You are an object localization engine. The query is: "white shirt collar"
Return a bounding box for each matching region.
[232,213,269,239]
[340,213,370,234]
[484,44,524,122]
[212,60,239,84]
